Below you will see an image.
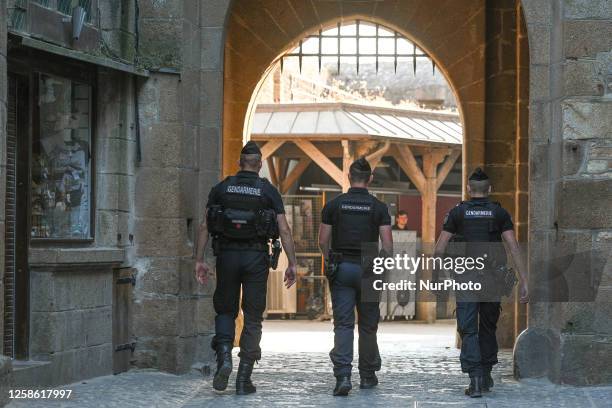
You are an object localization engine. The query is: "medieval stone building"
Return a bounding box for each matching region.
[0,0,610,399]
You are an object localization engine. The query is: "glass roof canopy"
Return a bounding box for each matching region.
[251,103,462,147]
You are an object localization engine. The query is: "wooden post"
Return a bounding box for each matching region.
[421,150,447,247]
[393,145,460,323]
[277,158,289,182]
[419,150,446,323]
[342,140,355,192]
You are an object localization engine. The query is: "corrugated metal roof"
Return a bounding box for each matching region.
[251,102,462,145]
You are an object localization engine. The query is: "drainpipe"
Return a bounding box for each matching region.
[134,0,142,163]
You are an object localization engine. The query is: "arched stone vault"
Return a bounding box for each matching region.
[223,0,488,181]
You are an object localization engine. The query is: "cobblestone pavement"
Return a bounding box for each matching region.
[8,321,612,407]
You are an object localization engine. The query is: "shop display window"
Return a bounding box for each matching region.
[31,73,92,240]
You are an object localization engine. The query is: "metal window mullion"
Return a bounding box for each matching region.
[394,32,398,73]
[298,40,303,73]
[375,24,379,73]
[284,21,438,77]
[356,20,360,74]
[337,22,341,74]
[318,29,323,72]
[413,42,417,76]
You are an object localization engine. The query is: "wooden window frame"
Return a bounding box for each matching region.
[8,47,97,245]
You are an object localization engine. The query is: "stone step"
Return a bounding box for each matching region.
[12,360,52,388]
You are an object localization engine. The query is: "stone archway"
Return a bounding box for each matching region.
[223,0,489,180]
[222,0,529,343]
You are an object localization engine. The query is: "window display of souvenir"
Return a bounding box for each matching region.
[30,74,92,240]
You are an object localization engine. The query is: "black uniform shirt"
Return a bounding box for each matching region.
[322,188,391,226]
[322,187,391,258]
[206,170,285,214]
[442,197,513,235]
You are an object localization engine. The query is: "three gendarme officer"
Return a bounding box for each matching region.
[318,157,393,396]
[194,141,297,395]
[434,168,529,398]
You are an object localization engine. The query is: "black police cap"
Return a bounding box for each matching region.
[241,141,262,156]
[350,157,372,174]
[469,167,489,181]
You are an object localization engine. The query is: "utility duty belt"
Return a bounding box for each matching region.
[214,239,269,252]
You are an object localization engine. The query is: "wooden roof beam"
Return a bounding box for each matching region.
[259,140,285,161]
[366,141,391,169]
[294,140,344,187]
[280,158,312,194]
[393,144,426,193]
[436,149,461,191]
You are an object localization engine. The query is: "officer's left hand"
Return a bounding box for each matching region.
[284,264,297,289]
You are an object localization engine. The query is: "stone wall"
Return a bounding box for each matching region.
[513,0,612,385]
[24,265,115,387]
[555,0,612,385]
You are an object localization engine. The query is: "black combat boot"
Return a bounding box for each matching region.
[464,376,483,398]
[235,360,256,395]
[359,372,378,389]
[333,375,352,396]
[212,343,233,391]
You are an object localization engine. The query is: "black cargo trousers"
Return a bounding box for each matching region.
[211,248,269,363]
[329,261,382,377]
[455,301,501,377]
[454,269,502,378]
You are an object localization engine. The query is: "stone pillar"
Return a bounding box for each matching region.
[515,0,612,385]
[514,1,529,342]
[197,0,231,366]
[484,0,520,350]
[130,0,227,373]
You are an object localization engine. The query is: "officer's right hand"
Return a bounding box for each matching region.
[195,261,212,285]
[284,264,297,289]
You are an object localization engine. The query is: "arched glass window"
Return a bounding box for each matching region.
[281,20,435,75]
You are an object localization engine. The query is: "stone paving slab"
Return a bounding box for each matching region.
[6,322,612,407]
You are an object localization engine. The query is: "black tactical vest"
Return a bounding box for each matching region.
[215,175,269,242]
[331,192,378,259]
[454,199,505,265]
